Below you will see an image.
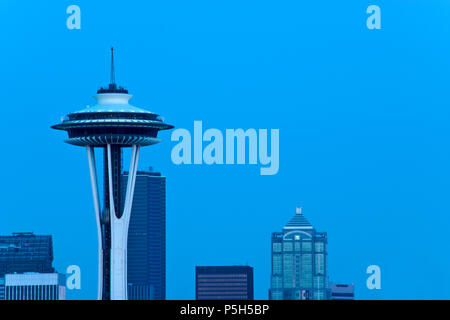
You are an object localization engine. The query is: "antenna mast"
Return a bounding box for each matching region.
[110,47,116,86]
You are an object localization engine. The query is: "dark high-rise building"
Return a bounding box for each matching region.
[196,266,254,300]
[329,284,354,300]
[269,208,328,300]
[0,233,54,276]
[121,168,166,300]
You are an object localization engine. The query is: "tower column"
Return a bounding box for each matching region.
[86,146,103,300]
[107,144,140,300]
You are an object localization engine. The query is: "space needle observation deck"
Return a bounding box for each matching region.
[52,48,174,300]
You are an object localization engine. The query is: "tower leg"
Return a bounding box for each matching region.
[86,146,103,300]
[107,144,140,300]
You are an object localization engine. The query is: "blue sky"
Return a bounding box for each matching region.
[1,0,450,299]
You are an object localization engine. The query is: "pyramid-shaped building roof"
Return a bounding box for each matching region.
[283,208,314,230]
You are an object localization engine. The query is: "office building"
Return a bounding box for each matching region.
[4,273,66,300]
[122,168,166,300]
[0,233,66,300]
[196,266,254,300]
[269,208,328,300]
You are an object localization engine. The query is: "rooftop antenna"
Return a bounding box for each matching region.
[110,47,116,87]
[98,47,128,93]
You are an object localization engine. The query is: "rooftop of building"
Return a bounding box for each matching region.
[283,208,314,230]
[70,48,154,115]
[0,233,53,257]
[52,48,174,137]
[123,167,163,177]
[0,233,52,242]
[1,232,39,238]
[196,266,254,273]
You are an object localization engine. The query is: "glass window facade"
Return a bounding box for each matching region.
[0,233,54,276]
[273,243,282,252]
[283,242,293,252]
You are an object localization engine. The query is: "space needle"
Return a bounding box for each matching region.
[52,48,174,300]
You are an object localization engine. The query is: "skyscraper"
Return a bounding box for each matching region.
[196,266,254,300]
[121,168,166,300]
[269,208,328,300]
[52,49,173,300]
[0,233,54,276]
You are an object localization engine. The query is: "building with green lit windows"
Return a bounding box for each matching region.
[269,209,328,300]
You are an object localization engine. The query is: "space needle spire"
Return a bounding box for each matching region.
[110,47,116,86]
[52,49,174,300]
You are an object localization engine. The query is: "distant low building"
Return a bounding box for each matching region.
[196,266,254,300]
[329,284,354,300]
[5,273,66,300]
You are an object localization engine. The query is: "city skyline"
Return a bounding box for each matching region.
[1,1,448,300]
[0,206,345,300]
